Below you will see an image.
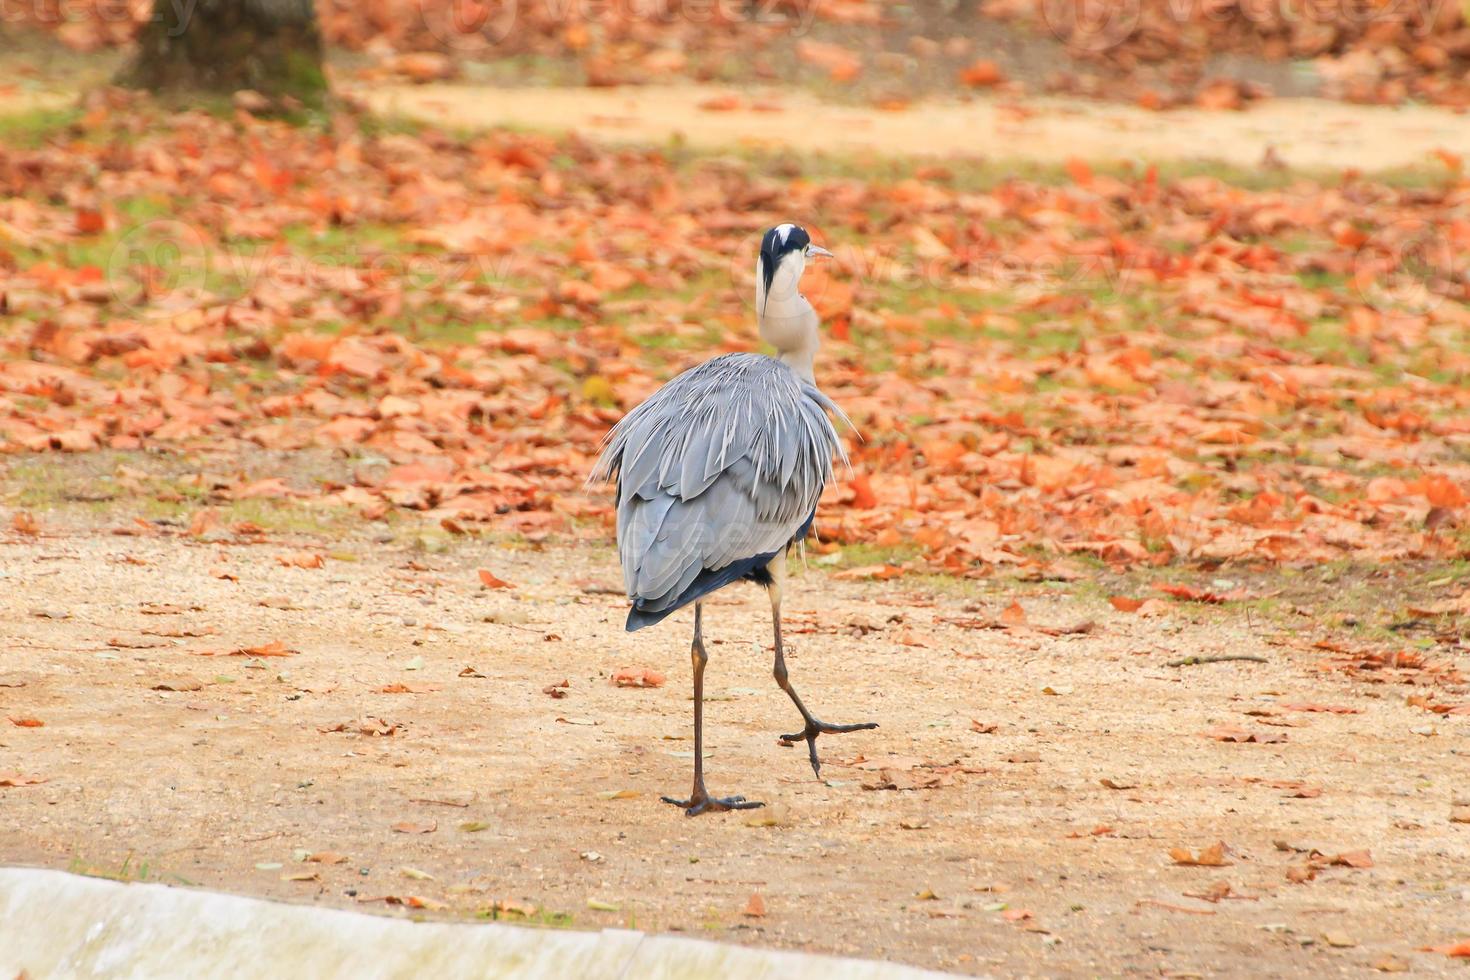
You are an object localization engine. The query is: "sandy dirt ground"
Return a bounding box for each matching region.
[0,90,73,118]
[2,511,1467,977]
[4,51,1470,976]
[359,83,1470,172]
[4,74,1468,173]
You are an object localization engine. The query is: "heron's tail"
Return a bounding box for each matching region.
[625,604,673,632]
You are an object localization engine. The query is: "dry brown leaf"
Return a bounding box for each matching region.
[697,94,742,112]
[1422,941,1470,957]
[861,768,953,791]
[362,894,447,911]
[998,602,1027,627]
[1285,864,1317,884]
[611,668,664,689]
[188,508,220,538]
[958,59,1005,88]
[831,564,904,582]
[1169,842,1231,867]
[1282,703,1361,714]
[489,899,538,917]
[319,717,404,736]
[1202,725,1287,744]
[477,568,514,589]
[232,641,294,658]
[1065,824,1114,838]
[151,679,204,692]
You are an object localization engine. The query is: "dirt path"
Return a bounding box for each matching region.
[3,72,1463,171]
[1,519,1465,976]
[0,90,73,119]
[360,83,1470,171]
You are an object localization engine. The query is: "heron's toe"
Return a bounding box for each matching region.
[662,794,764,816]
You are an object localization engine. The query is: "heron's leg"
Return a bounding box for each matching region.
[661,602,764,816]
[768,553,878,780]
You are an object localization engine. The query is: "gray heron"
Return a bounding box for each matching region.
[590,223,878,816]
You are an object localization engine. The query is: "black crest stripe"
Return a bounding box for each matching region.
[759,224,810,300]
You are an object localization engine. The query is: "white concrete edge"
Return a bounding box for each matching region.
[0,867,969,980]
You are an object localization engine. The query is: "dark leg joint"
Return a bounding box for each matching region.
[779,716,879,780]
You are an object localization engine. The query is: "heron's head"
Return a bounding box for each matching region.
[755,222,832,320]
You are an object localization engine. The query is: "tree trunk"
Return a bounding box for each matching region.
[122,0,327,107]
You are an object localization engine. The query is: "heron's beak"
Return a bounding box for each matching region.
[807,245,833,259]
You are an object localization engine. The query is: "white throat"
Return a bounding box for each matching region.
[757,252,819,383]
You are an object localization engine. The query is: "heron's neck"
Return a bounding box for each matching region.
[778,343,817,383]
[759,292,819,384]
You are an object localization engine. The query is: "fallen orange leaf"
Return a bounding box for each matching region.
[1170,842,1231,867]
[478,569,514,589]
[232,641,294,657]
[611,669,665,689]
[1330,849,1374,868]
[1423,941,1470,957]
[958,59,1004,88]
[188,508,220,538]
[998,602,1027,627]
[1202,725,1286,744]
[831,564,903,581]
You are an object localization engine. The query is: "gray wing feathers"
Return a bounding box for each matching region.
[589,353,847,606]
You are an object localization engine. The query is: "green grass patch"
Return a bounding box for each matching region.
[0,103,81,147]
[672,145,1451,196]
[68,851,197,887]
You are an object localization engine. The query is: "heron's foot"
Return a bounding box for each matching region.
[779,718,880,780]
[660,790,765,817]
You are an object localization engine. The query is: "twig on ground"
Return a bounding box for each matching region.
[409,797,473,808]
[1166,654,1268,667]
[1135,898,1217,915]
[1038,619,1096,637]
